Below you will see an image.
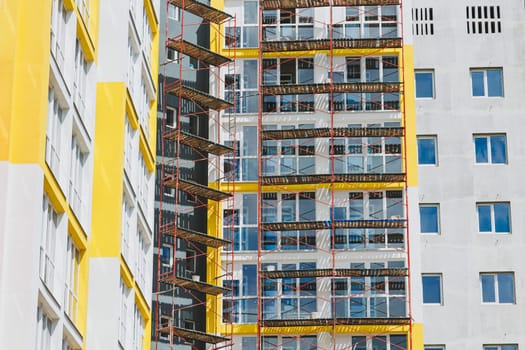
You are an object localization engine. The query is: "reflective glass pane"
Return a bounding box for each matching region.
[481,274,496,302]
[475,137,489,163]
[490,135,507,163]
[498,273,515,303]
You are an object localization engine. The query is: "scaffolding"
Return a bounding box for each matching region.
[155,0,237,349]
[218,0,413,349]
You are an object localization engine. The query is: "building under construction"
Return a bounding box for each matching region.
[154,0,423,349]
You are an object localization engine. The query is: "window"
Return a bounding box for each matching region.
[334,261,407,318]
[262,124,316,177]
[50,0,67,67]
[466,6,501,34]
[262,336,317,350]
[419,204,440,234]
[80,0,90,27]
[474,134,507,164]
[333,5,399,39]
[64,235,80,323]
[477,202,510,233]
[415,70,434,98]
[480,273,515,304]
[331,56,400,111]
[223,264,258,323]
[69,135,86,217]
[262,58,314,113]
[40,196,58,289]
[46,87,65,176]
[484,345,517,350]
[225,1,259,48]
[331,122,402,174]
[262,192,316,251]
[121,192,134,262]
[224,126,258,181]
[263,262,317,320]
[242,337,257,349]
[422,274,442,304]
[185,249,196,276]
[332,191,405,250]
[262,8,314,42]
[124,116,138,182]
[471,68,503,97]
[135,226,149,290]
[118,280,130,347]
[347,335,406,350]
[225,60,258,114]
[223,194,258,251]
[36,307,55,350]
[425,346,445,350]
[168,3,180,20]
[417,136,437,165]
[412,8,434,36]
[133,305,145,350]
[74,40,89,116]
[161,244,173,267]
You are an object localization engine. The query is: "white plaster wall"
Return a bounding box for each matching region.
[85,258,121,350]
[0,163,44,349]
[97,0,129,83]
[414,0,525,348]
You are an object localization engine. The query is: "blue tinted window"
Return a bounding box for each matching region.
[478,203,510,233]
[242,265,257,296]
[481,273,515,303]
[420,205,439,233]
[481,274,496,302]
[422,275,442,304]
[490,135,507,163]
[471,69,503,97]
[415,71,434,98]
[494,203,510,232]
[474,137,489,162]
[474,135,507,164]
[471,71,485,96]
[487,69,503,96]
[498,273,515,303]
[417,137,437,165]
[477,204,492,232]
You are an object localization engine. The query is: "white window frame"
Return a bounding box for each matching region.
[480,272,515,304]
[46,87,65,176]
[36,307,55,350]
[476,202,511,234]
[470,68,504,97]
[118,280,130,348]
[50,0,67,67]
[69,135,86,218]
[40,196,58,290]
[168,3,180,21]
[74,40,89,117]
[64,235,80,323]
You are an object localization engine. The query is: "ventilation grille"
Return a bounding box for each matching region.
[412,8,434,36]
[466,6,501,34]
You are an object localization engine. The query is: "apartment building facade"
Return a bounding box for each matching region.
[413,2,525,350]
[210,0,423,349]
[0,0,159,349]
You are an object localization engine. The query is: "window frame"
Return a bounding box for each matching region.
[484,345,518,350]
[480,272,515,304]
[419,204,440,234]
[417,135,438,166]
[470,68,504,97]
[473,134,507,164]
[476,202,511,234]
[415,69,435,99]
[422,274,443,305]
